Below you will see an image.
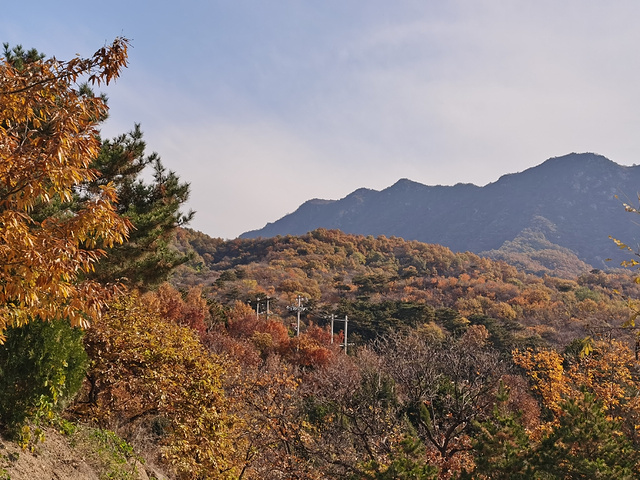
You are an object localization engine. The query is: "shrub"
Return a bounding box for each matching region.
[0,320,88,432]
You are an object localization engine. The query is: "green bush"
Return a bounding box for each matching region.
[0,319,88,432]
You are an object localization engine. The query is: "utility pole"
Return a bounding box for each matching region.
[255,296,272,320]
[344,315,349,354]
[266,296,271,320]
[287,295,307,337]
[329,314,351,354]
[330,314,335,344]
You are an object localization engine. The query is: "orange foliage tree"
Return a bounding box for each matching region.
[514,338,640,441]
[80,291,240,479]
[150,283,211,338]
[0,38,131,340]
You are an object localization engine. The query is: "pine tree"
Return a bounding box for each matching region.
[357,432,439,480]
[2,43,195,289]
[2,43,44,70]
[85,124,194,288]
[530,392,640,479]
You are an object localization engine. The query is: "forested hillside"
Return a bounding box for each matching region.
[173,228,638,349]
[4,38,640,480]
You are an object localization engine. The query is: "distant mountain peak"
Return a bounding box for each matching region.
[491,152,631,189]
[384,178,425,193]
[391,178,419,187]
[528,152,618,173]
[346,187,378,198]
[547,152,612,162]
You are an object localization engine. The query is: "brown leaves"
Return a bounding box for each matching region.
[0,38,129,95]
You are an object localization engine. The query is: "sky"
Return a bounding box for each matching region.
[3,2,640,239]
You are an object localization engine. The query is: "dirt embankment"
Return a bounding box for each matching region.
[0,426,168,480]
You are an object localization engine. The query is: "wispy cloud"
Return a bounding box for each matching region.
[5,1,640,237]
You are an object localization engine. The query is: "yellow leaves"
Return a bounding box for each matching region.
[610,235,632,251]
[512,348,569,416]
[579,336,594,357]
[515,339,640,441]
[0,40,132,339]
[81,291,239,478]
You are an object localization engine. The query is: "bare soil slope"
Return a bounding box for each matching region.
[0,427,167,480]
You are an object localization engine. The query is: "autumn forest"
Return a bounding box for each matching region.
[2,38,640,479]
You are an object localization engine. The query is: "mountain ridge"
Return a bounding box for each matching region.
[241,153,640,268]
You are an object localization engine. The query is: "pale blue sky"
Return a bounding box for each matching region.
[4,2,640,238]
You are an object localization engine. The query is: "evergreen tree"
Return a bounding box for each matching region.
[85,125,194,288]
[0,43,187,290]
[2,42,195,289]
[357,432,439,480]
[530,392,640,479]
[2,43,44,70]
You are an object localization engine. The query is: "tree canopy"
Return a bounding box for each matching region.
[0,38,131,340]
